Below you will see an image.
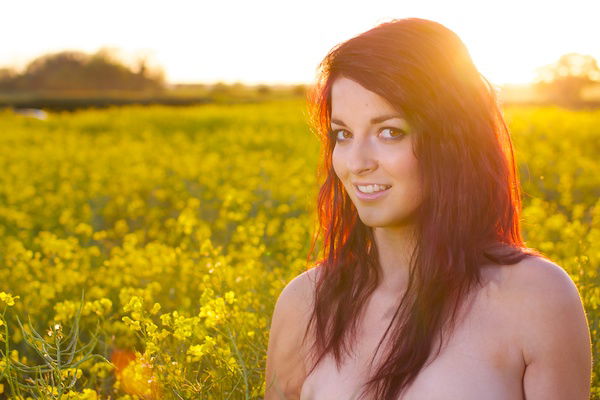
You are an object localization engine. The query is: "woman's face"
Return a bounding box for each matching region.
[331,76,423,228]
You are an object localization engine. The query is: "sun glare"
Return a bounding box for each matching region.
[0,0,598,85]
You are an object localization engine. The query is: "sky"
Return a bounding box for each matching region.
[1,0,599,86]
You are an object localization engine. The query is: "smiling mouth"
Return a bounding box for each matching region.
[355,184,392,194]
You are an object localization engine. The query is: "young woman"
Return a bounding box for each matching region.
[265,18,592,400]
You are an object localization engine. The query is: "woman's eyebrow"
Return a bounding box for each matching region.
[331,113,406,126]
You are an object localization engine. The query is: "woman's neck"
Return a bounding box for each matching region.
[372,225,417,295]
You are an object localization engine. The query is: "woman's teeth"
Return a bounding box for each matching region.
[357,184,391,193]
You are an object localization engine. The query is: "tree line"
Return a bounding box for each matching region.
[0,48,165,92]
[533,53,600,106]
[0,49,598,107]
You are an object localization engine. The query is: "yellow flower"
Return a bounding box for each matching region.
[0,292,19,306]
[224,291,236,305]
[150,302,161,315]
[159,313,172,327]
[123,296,143,314]
[122,317,141,331]
[60,367,83,380]
[187,344,204,360]
[145,341,160,356]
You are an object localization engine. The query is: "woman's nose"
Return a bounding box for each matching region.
[347,140,377,175]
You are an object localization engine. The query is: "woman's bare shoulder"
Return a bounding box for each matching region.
[264,265,323,399]
[480,255,578,299]
[499,255,580,298]
[283,264,322,304]
[502,256,591,397]
[479,255,586,347]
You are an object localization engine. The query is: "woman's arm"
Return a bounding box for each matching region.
[515,258,592,399]
[265,269,317,400]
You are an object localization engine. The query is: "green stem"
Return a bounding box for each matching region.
[2,309,21,398]
[226,326,249,400]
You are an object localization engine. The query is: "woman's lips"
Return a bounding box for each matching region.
[354,185,391,200]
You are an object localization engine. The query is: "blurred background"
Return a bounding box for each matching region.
[1,0,600,111]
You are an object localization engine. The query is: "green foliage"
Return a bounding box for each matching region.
[1,291,109,399]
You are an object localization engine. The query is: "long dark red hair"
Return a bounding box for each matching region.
[302,18,545,400]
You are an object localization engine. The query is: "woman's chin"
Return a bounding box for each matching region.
[357,211,418,229]
[357,214,394,228]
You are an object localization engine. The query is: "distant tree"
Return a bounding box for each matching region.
[293,84,306,96]
[256,84,271,95]
[534,53,600,105]
[0,48,165,92]
[210,82,231,95]
[22,50,90,91]
[131,52,166,88]
[0,67,18,90]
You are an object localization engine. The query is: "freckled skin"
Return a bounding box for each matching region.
[331,77,423,228]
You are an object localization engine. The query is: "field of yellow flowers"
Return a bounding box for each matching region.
[0,99,598,399]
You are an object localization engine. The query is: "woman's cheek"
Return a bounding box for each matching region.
[331,147,345,180]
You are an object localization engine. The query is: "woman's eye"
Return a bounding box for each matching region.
[332,129,351,141]
[380,127,405,139]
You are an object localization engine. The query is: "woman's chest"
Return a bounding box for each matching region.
[300,286,525,400]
